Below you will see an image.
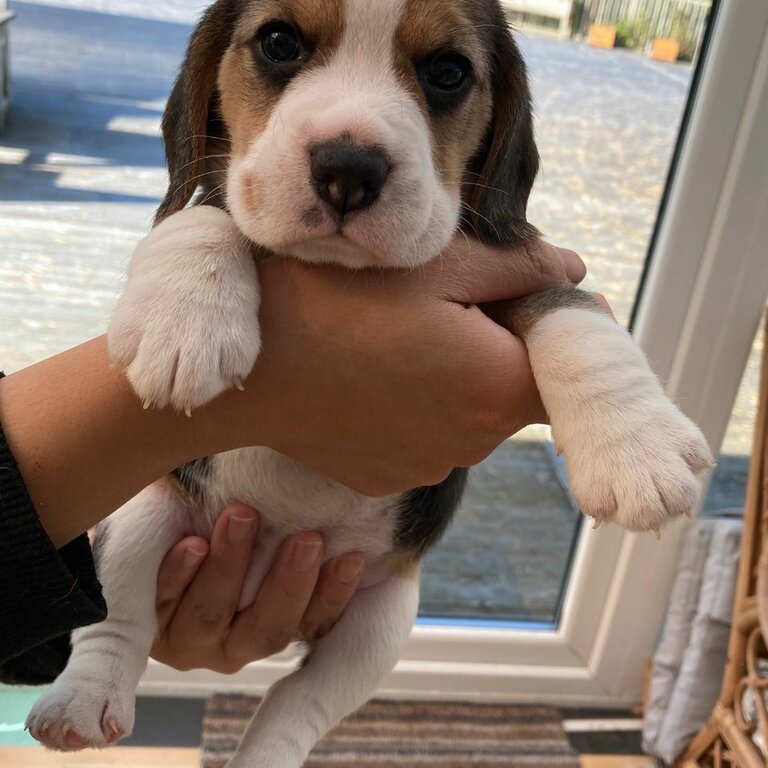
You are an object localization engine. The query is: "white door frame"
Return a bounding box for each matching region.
[141,0,768,705]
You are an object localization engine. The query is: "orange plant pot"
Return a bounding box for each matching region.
[588,24,617,49]
[651,37,681,62]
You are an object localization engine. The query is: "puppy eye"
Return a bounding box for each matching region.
[418,52,472,112]
[426,53,470,91]
[259,21,302,63]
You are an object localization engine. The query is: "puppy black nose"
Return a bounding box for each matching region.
[310,141,390,215]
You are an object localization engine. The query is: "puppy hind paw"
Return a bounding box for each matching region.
[25,678,135,752]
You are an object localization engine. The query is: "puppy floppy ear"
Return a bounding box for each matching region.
[465,21,539,245]
[156,0,235,224]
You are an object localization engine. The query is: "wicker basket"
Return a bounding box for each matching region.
[677,314,768,767]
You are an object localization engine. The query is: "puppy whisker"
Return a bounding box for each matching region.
[198,180,229,206]
[175,154,232,174]
[448,180,511,198]
[169,169,226,200]
[460,200,502,241]
[182,134,232,145]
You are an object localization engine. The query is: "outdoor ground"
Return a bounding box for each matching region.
[0,0,757,622]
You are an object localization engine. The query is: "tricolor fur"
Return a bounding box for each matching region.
[26,1,714,766]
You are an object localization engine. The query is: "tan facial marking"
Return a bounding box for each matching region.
[217,0,346,159]
[395,0,493,191]
[233,0,345,51]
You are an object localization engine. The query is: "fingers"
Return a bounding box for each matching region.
[560,247,587,284]
[159,504,260,664]
[155,537,209,634]
[299,553,364,641]
[440,237,586,305]
[225,532,324,668]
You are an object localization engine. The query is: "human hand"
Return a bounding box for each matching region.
[151,504,364,673]
[201,237,585,496]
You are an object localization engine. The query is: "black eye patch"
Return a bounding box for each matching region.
[251,20,311,86]
[417,51,473,113]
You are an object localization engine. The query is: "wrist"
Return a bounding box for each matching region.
[0,337,229,546]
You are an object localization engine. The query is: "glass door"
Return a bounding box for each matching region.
[2,0,767,705]
[405,0,768,705]
[420,6,711,628]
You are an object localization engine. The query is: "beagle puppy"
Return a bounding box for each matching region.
[26,1,714,765]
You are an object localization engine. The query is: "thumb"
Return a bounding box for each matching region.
[437,237,585,305]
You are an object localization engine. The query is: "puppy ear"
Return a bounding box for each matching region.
[156,0,235,224]
[465,22,539,245]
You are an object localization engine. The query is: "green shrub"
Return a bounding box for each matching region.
[668,8,699,61]
[615,17,651,49]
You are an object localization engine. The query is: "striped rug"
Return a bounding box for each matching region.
[201,694,580,767]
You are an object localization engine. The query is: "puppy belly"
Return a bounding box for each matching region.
[198,447,402,608]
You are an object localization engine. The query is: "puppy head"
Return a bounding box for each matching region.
[158,0,539,268]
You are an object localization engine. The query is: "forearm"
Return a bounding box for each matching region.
[0,240,583,548]
[0,337,242,548]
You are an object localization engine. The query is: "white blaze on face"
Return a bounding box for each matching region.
[226,0,459,269]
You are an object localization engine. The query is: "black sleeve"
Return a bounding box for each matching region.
[0,372,107,683]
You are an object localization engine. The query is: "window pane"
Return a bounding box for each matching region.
[420,16,714,623]
[702,321,763,515]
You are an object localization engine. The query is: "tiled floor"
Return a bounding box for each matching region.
[0,747,655,766]
[0,747,200,766]
[0,695,652,764]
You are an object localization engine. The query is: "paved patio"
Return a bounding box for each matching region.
[0,1,756,622]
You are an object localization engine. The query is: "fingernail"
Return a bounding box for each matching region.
[183,546,206,568]
[291,535,323,572]
[335,554,364,585]
[228,514,256,544]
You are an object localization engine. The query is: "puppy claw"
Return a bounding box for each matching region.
[105,717,124,743]
[142,400,151,411]
[652,527,661,541]
[184,406,193,418]
[235,378,245,392]
[592,518,602,530]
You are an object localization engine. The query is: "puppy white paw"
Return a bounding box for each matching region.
[528,307,715,534]
[564,398,714,532]
[26,672,135,751]
[108,206,261,413]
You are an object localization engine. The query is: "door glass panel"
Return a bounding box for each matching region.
[1,1,717,627]
[702,322,764,515]
[421,10,716,623]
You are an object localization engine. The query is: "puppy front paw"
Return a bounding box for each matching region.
[528,307,715,534]
[564,399,714,532]
[108,206,261,413]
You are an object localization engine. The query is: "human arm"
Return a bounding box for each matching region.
[0,237,585,550]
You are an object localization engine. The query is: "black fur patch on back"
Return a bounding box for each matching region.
[172,456,213,500]
[394,468,468,557]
